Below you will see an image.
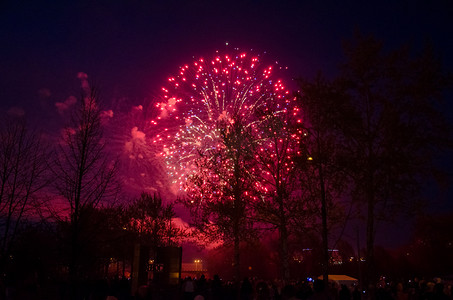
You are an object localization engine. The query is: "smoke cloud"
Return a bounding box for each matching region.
[77,72,89,92]
[55,96,77,114]
[7,107,25,117]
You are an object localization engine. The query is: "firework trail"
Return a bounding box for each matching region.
[152,51,299,194]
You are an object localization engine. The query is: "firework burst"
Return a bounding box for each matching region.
[152,51,299,194]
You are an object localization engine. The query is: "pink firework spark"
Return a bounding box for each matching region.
[152,51,298,194]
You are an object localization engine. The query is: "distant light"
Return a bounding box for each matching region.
[225,42,229,46]
[307,157,313,161]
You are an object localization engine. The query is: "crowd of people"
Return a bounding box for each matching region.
[167,275,453,300]
[3,273,451,300]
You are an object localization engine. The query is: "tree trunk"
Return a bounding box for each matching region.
[365,189,375,287]
[234,224,241,300]
[280,225,290,282]
[317,139,329,290]
[279,194,290,281]
[69,215,79,300]
[356,226,363,291]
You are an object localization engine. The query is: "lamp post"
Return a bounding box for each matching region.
[194,259,201,272]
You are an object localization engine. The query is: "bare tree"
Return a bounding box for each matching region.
[126,192,184,253]
[252,103,305,281]
[0,116,48,272]
[51,86,117,282]
[296,75,350,288]
[337,33,452,283]
[182,118,257,289]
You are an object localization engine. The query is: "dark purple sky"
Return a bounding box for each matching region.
[1,1,452,113]
[1,0,452,250]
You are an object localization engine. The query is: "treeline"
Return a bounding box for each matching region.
[0,32,452,297]
[178,32,452,287]
[0,86,185,298]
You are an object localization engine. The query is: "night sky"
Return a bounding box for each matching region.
[2,1,452,113]
[1,0,453,250]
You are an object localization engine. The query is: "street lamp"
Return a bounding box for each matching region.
[194,259,202,272]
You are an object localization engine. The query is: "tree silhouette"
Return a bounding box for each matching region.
[126,192,184,253]
[182,118,257,288]
[51,86,118,285]
[296,75,351,288]
[0,116,48,275]
[337,33,452,283]
[252,102,305,281]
